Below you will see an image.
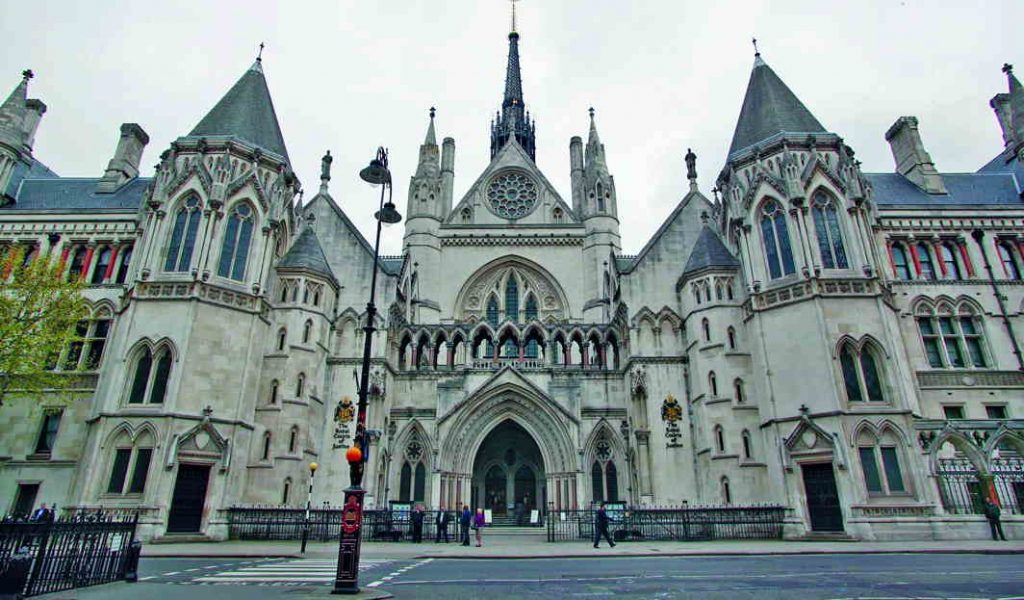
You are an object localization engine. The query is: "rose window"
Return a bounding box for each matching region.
[487,172,538,219]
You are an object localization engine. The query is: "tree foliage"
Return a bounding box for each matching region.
[0,247,90,407]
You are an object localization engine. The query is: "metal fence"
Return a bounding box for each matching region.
[227,506,462,543]
[546,504,787,542]
[936,457,1024,515]
[0,512,140,597]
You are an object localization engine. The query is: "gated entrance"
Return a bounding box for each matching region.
[167,464,210,533]
[802,462,843,532]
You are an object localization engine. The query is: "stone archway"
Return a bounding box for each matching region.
[471,420,544,520]
[437,372,579,512]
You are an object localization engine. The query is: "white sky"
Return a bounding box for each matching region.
[2,0,1021,254]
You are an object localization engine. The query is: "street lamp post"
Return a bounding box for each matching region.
[333,147,401,594]
[301,461,318,553]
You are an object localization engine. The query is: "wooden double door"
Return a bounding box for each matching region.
[802,463,844,532]
[167,464,211,533]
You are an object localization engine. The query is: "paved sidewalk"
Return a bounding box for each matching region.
[142,537,1024,560]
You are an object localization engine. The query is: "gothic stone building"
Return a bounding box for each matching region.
[1,31,1023,541]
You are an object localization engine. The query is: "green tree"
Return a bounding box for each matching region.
[0,246,90,407]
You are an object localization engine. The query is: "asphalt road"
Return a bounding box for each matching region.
[61,553,1024,599]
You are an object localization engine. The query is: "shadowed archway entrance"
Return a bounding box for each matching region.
[471,420,544,521]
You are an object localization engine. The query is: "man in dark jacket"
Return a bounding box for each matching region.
[984,498,1007,541]
[435,505,450,543]
[411,504,424,543]
[460,505,472,546]
[593,502,616,548]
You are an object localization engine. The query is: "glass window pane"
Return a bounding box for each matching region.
[859,447,883,493]
[91,248,112,284]
[128,448,152,494]
[505,276,519,321]
[128,351,152,404]
[414,463,426,502]
[825,205,848,268]
[813,205,834,269]
[859,351,884,402]
[149,351,173,404]
[107,448,132,494]
[965,337,986,367]
[231,219,253,281]
[165,210,187,271]
[761,215,781,280]
[591,462,604,503]
[880,447,905,493]
[606,462,619,502]
[776,214,796,275]
[938,317,955,335]
[893,246,911,280]
[917,243,935,280]
[35,413,62,454]
[923,338,943,368]
[115,247,133,284]
[840,348,863,402]
[918,318,935,336]
[217,214,240,278]
[399,463,411,502]
[179,209,200,272]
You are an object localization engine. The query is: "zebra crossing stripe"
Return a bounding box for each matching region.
[191,558,391,585]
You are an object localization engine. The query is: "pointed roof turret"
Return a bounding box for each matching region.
[0,70,38,153]
[727,50,827,158]
[187,58,290,161]
[415,107,441,177]
[278,226,336,284]
[490,1,536,161]
[1004,63,1024,143]
[584,107,607,171]
[425,106,438,146]
[683,225,740,277]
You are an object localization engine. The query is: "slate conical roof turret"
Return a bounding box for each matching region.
[683,225,740,276]
[728,52,827,158]
[0,71,32,152]
[188,59,289,161]
[1005,63,1024,143]
[278,226,336,284]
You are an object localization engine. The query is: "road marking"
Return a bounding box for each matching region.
[189,558,391,586]
[139,576,154,581]
[162,571,180,576]
[366,557,433,588]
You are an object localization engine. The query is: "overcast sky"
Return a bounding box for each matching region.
[2,1,1021,254]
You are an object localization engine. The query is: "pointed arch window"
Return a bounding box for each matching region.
[282,478,292,504]
[591,462,604,503]
[727,327,736,350]
[708,371,718,397]
[414,463,426,502]
[399,462,412,501]
[126,345,173,404]
[486,296,499,357]
[760,200,795,279]
[270,380,279,405]
[916,305,988,369]
[714,425,725,454]
[105,431,154,496]
[839,342,886,402]
[940,243,963,280]
[997,241,1022,280]
[288,426,298,454]
[734,378,745,403]
[857,429,906,495]
[525,295,539,358]
[277,328,287,352]
[303,320,313,344]
[67,246,88,280]
[742,430,753,460]
[701,318,711,342]
[916,243,936,281]
[165,196,201,272]
[217,203,255,281]
[91,246,112,284]
[114,245,133,285]
[721,476,732,504]
[811,192,848,269]
[295,373,305,398]
[891,243,912,281]
[505,275,519,322]
[262,432,272,460]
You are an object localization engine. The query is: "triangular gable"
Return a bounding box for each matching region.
[445,139,578,226]
[304,193,403,277]
[622,189,714,274]
[436,365,578,425]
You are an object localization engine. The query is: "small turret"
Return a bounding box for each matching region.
[581,108,617,219]
[406,108,445,222]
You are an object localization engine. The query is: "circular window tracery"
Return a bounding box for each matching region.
[487,172,538,219]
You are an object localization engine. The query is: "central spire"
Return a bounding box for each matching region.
[490,0,536,161]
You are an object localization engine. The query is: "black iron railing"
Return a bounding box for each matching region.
[227,506,461,543]
[546,504,786,542]
[936,457,1024,515]
[0,512,140,597]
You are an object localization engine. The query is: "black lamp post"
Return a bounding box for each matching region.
[333,147,401,594]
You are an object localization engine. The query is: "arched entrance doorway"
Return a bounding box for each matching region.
[471,420,544,520]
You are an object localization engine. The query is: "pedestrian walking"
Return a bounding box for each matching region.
[411,504,424,543]
[984,498,1007,541]
[593,502,616,548]
[473,507,486,547]
[435,505,450,543]
[460,505,472,546]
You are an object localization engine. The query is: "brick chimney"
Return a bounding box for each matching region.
[96,123,149,193]
[884,116,947,195]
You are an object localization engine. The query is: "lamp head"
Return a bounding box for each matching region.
[309,461,319,473]
[376,201,402,225]
[359,147,391,186]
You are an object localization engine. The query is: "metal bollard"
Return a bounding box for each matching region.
[0,547,33,599]
[123,541,143,583]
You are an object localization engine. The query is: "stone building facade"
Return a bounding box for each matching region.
[1,31,1022,541]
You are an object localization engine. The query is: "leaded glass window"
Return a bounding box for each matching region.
[811,192,848,269]
[760,200,795,279]
[891,244,912,280]
[165,197,201,272]
[217,203,255,281]
[487,172,538,219]
[916,307,988,369]
[916,243,936,281]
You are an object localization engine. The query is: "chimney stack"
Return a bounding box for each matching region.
[97,123,149,193]
[884,116,947,195]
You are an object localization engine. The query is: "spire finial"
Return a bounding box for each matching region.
[257,42,265,62]
[21,69,33,81]
[429,106,436,119]
[1004,63,1014,75]
[752,37,759,57]
[511,0,520,34]
[588,106,595,120]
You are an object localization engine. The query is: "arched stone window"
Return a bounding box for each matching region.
[217,202,255,281]
[742,430,753,460]
[165,196,201,272]
[708,371,718,397]
[505,274,519,322]
[295,373,305,398]
[106,428,155,496]
[715,283,723,301]
[693,286,701,305]
[282,477,292,505]
[399,462,412,501]
[303,320,313,344]
[67,246,87,280]
[839,341,885,402]
[857,428,907,496]
[270,380,279,405]
[414,463,426,502]
[734,378,745,403]
[91,246,112,284]
[891,243,912,281]
[126,345,173,405]
[288,426,299,454]
[114,244,133,285]
[916,242,936,281]
[940,243,963,280]
[997,241,1022,280]
[62,306,112,371]
[721,476,732,504]
[811,191,848,269]
[702,318,711,342]
[714,425,725,454]
[916,303,988,368]
[759,199,795,279]
[277,328,287,352]
[261,432,272,460]
[727,327,736,350]
[591,461,604,503]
